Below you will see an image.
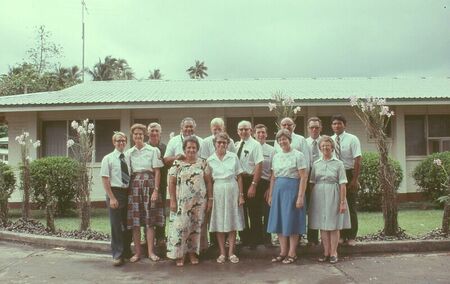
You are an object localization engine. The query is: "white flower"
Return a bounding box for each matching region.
[67,139,75,148]
[32,140,41,148]
[88,123,95,131]
[434,158,442,167]
[284,97,295,106]
[25,155,31,161]
[23,132,29,138]
[91,130,95,135]
[349,96,358,107]
[83,118,89,127]
[293,106,301,114]
[268,102,277,111]
[169,132,175,139]
[71,120,79,130]
[77,125,86,135]
[15,135,22,142]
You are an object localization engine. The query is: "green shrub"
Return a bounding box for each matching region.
[412,151,450,207]
[358,152,403,211]
[0,161,16,224]
[30,156,79,216]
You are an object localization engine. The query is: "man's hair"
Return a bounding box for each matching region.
[331,114,347,125]
[112,132,127,143]
[254,124,267,132]
[180,117,196,128]
[307,116,322,126]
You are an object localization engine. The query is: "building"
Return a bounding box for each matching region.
[0,136,8,164]
[0,78,449,203]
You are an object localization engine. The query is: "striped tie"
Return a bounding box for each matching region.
[119,153,130,186]
[335,135,342,160]
[312,140,319,162]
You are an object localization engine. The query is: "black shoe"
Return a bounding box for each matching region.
[329,255,338,264]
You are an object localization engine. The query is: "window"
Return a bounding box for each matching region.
[405,115,450,156]
[42,121,67,156]
[95,120,120,162]
[317,116,334,136]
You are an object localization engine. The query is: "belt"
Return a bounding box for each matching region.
[111,186,128,190]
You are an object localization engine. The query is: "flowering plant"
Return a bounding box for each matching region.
[15,131,40,219]
[433,158,450,234]
[267,91,301,127]
[67,119,95,231]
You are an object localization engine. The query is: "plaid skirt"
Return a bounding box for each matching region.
[127,171,165,229]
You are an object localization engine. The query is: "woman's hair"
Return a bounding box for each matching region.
[182,136,200,151]
[148,122,162,132]
[275,129,292,142]
[213,132,230,145]
[318,135,335,149]
[130,123,147,136]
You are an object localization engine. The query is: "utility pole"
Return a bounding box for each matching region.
[81,0,88,82]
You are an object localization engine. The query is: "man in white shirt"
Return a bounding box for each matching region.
[305,117,323,246]
[200,117,236,159]
[254,124,275,246]
[235,120,264,248]
[164,117,203,165]
[274,117,311,172]
[331,114,362,246]
[100,132,132,266]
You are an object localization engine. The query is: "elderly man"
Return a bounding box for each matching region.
[274,117,311,171]
[235,120,264,249]
[331,114,361,246]
[148,122,169,252]
[164,117,203,165]
[200,117,236,159]
[254,124,275,246]
[100,132,132,266]
[305,117,323,246]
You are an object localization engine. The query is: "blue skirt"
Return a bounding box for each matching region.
[267,177,306,236]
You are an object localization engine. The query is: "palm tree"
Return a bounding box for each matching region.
[186,60,208,79]
[148,69,162,80]
[52,66,82,89]
[87,56,134,81]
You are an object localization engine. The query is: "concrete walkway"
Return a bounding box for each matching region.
[1,241,449,284]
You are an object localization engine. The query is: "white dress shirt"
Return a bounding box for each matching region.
[261,143,275,181]
[331,131,362,170]
[164,134,204,158]
[306,135,322,167]
[127,144,163,173]
[200,134,236,159]
[100,149,130,188]
[275,132,311,171]
[234,137,264,175]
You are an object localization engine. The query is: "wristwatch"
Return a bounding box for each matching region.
[251,181,257,186]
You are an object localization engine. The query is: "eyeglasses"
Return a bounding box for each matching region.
[115,140,126,143]
[238,128,250,131]
[281,123,294,127]
[309,126,320,129]
[216,141,228,145]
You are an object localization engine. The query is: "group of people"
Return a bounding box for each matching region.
[100,114,361,267]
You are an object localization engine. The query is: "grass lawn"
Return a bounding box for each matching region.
[8,208,443,237]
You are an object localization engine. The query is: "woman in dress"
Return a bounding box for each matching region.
[207,132,245,264]
[167,137,213,266]
[309,135,350,264]
[127,123,164,263]
[267,129,307,264]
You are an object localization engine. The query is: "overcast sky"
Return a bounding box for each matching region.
[1,0,449,80]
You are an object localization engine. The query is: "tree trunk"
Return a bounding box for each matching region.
[442,201,450,234]
[377,137,399,236]
[0,199,8,226]
[21,160,31,219]
[79,168,91,231]
[46,204,56,233]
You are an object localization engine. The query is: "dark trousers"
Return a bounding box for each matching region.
[154,185,167,242]
[107,188,132,259]
[340,169,358,240]
[305,173,319,244]
[259,179,272,244]
[240,175,265,246]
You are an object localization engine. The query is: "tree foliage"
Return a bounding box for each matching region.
[148,69,162,80]
[26,25,63,74]
[87,56,134,81]
[186,60,208,79]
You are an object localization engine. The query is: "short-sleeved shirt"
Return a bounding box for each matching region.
[200,135,236,159]
[100,149,130,188]
[127,144,163,173]
[234,137,264,175]
[207,151,243,180]
[274,133,311,172]
[331,131,362,170]
[309,157,348,185]
[271,149,307,179]
[261,143,275,181]
[164,134,204,158]
[306,136,322,166]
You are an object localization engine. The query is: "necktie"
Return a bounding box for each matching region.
[312,140,319,162]
[335,135,342,160]
[119,153,130,186]
[237,141,245,159]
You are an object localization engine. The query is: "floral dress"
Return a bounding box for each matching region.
[166,159,208,259]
